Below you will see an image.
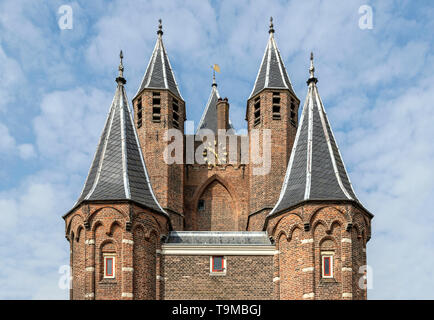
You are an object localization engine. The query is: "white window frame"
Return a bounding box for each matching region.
[209,256,226,275]
[321,252,334,279]
[103,254,116,279]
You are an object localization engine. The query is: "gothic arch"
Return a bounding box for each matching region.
[270,211,303,237]
[92,220,103,232]
[192,174,239,231]
[192,174,239,208]
[133,211,163,232]
[108,221,123,236]
[66,213,85,236]
[309,206,349,226]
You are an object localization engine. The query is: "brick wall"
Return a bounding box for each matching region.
[161,255,274,300]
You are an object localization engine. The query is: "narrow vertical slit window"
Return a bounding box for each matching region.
[290,98,296,126]
[253,96,261,126]
[321,254,333,278]
[198,199,205,211]
[137,97,142,128]
[172,98,180,128]
[104,254,116,279]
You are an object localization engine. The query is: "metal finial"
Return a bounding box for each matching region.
[118,50,124,77]
[307,51,318,86]
[309,52,315,78]
[116,50,126,85]
[269,17,275,34]
[157,19,163,36]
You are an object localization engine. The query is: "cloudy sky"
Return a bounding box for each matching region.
[0,0,433,299]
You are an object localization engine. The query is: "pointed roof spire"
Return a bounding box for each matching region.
[135,19,183,99]
[70,53,167,217]
[249,18,296,99]
[268,54,364,217]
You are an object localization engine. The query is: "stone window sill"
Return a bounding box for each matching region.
[99,279,118,285]
[319,278,338,285]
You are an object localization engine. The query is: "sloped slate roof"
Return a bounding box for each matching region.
[249,30,296,99]
[135,31,183,100]
[166,231,272,246]
[268,63,359,217]
[73,76,166,216]
[196,83,234,134]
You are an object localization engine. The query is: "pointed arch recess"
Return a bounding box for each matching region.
[192,174,240,231]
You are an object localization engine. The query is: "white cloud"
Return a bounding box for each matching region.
[34,87,112,172]
[0,123,36,160]
[0,45,25,112]
[0,177,71,299]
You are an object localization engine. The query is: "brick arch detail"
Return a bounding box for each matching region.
[309,205,349,226]
[88,206,129,225]
[192,174,240,230]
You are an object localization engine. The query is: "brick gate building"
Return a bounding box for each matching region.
[63,19,373,300]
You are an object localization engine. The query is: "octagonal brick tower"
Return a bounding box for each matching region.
[265,54,373,300]
[63,53,170,300]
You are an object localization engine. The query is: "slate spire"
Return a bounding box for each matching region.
[135,19,183,99]
[196,75,234,134]
[249,17,295,99]
[73,52,167,215]
[269,53,360,216]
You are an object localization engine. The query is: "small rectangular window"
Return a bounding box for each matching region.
[321,254,333,278]
[211,256,225,273]
[104,255,115,279]
[198,199,205,211]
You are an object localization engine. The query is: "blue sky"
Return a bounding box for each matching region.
[0,0,433,299]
